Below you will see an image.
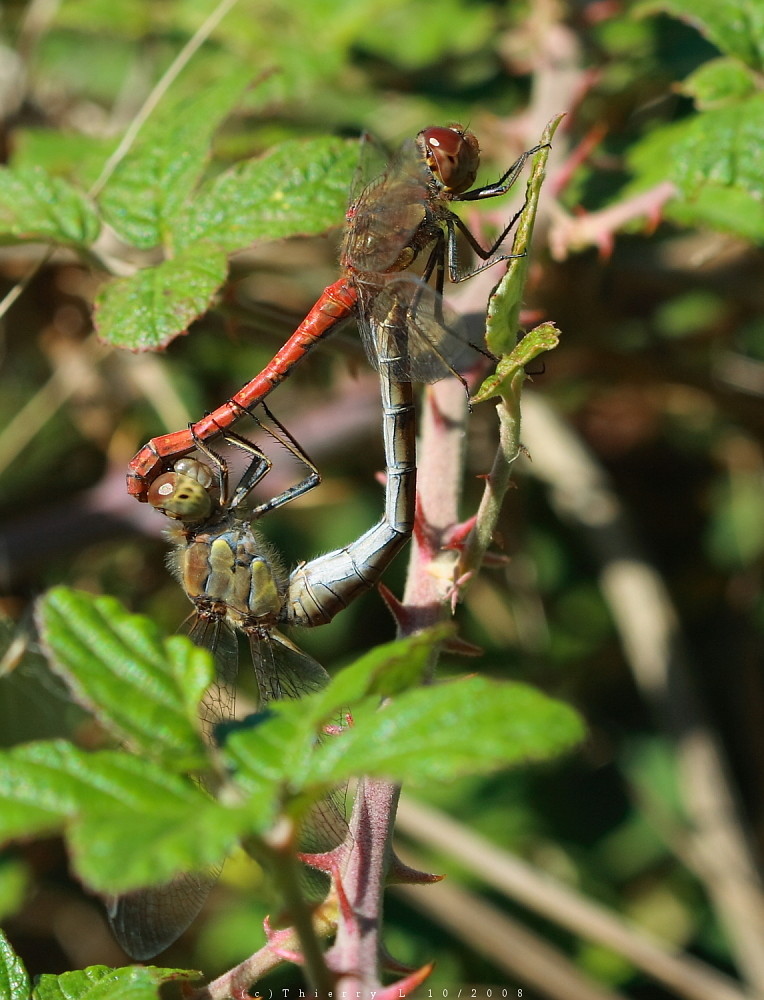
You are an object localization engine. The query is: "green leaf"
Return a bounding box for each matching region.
[668,184,764,241]
[96,69,257,249]
[0,929,29,1000]
[175,136,358,253]
[670,95,764,197]
[485,116,562,357]
[11,130,117,189]
[37,587,210,764]
[681,57,758,108]
[473,322,560,403]
[627,95,764,241]
[69,797,243,895]
[304,677,584,787]
[0,167,99,246]
[355,0,495,69]
[0,740,242,893]
[94,244,228,350]
[32,966,199,1000]
[635,0,764,70]
[224,630,452,806]
[0,741,204,838]
[310,625,453,710]
[0,858,28,921]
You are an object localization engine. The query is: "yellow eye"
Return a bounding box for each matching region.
[147,472,213,522]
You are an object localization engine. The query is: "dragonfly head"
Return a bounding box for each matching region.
[419,124,480,195]
[148,458,215,522]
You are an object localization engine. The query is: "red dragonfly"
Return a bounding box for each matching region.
[127,124,543,502]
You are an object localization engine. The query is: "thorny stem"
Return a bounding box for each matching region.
[260,822,336,996]
[458,375,524,584]
[329,780,402,992]
[404,380,469,616]
[323,380,469,991]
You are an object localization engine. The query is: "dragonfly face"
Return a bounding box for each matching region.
[147,457,217,522]
[417,124,480,195]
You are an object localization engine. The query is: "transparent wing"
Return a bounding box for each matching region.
[248,630,348,855]
[366,274,479,383]
[108,611,237,960]
[348,130,388,209]
[185,612,239,737]
[107,870,219,961]
[343,137,432,275]
[249,629,330,702]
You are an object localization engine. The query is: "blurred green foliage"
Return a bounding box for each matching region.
[0,0,762,995]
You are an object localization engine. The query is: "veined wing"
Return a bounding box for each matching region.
[249,628,330,702]
[343,136,432,276]
[107,870,217,961]
[365,273,481,383]
[185,611,239,737]
[248,629,348,855]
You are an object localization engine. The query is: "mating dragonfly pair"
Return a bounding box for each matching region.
[114,124,544,959]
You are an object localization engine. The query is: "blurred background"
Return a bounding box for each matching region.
[0,0,763,997]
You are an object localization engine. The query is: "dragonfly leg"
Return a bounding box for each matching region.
[234,402,322,516]
[458,143,549,202]
[444,142,549,279]
[283,375,415,627]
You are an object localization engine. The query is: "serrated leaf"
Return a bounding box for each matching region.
[97,69,256,249]
[69,797,244,894]
[94,244,228,350]
[635,0,764,70]
[0,741,208,840]
[37,587,210,763]
[671,95,764,197]
[0,167,99,246]
[0,929,29,1000]
[667,183,764,240]
[32,965,198,1000]
[175,136,358,253]
[309,626,453,713]
[681,57,757,108]
[627,94,764,242]
[485,116,562,357]
[303,677,584,787]
[221,629,454,795]
[0,740,245,893]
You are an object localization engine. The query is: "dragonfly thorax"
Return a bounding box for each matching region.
[179,524,287,626]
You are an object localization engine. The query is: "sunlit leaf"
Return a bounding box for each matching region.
[33,965,199,1000]
[94,244,228,350]
[681,57,758,108]
[97,69,257,249]
[635,0,764,70]
[175,136,358,252]
[0,167,99,246]
[229,675,584,793]
[0,740,246,894]
[484,116,562,357]
[0,929,29,1000]
[37,587,211,764]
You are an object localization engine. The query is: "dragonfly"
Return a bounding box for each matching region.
[110,375,416,959]
[127,124,544,502]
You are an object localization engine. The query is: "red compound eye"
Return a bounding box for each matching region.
[419,125,480,194]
